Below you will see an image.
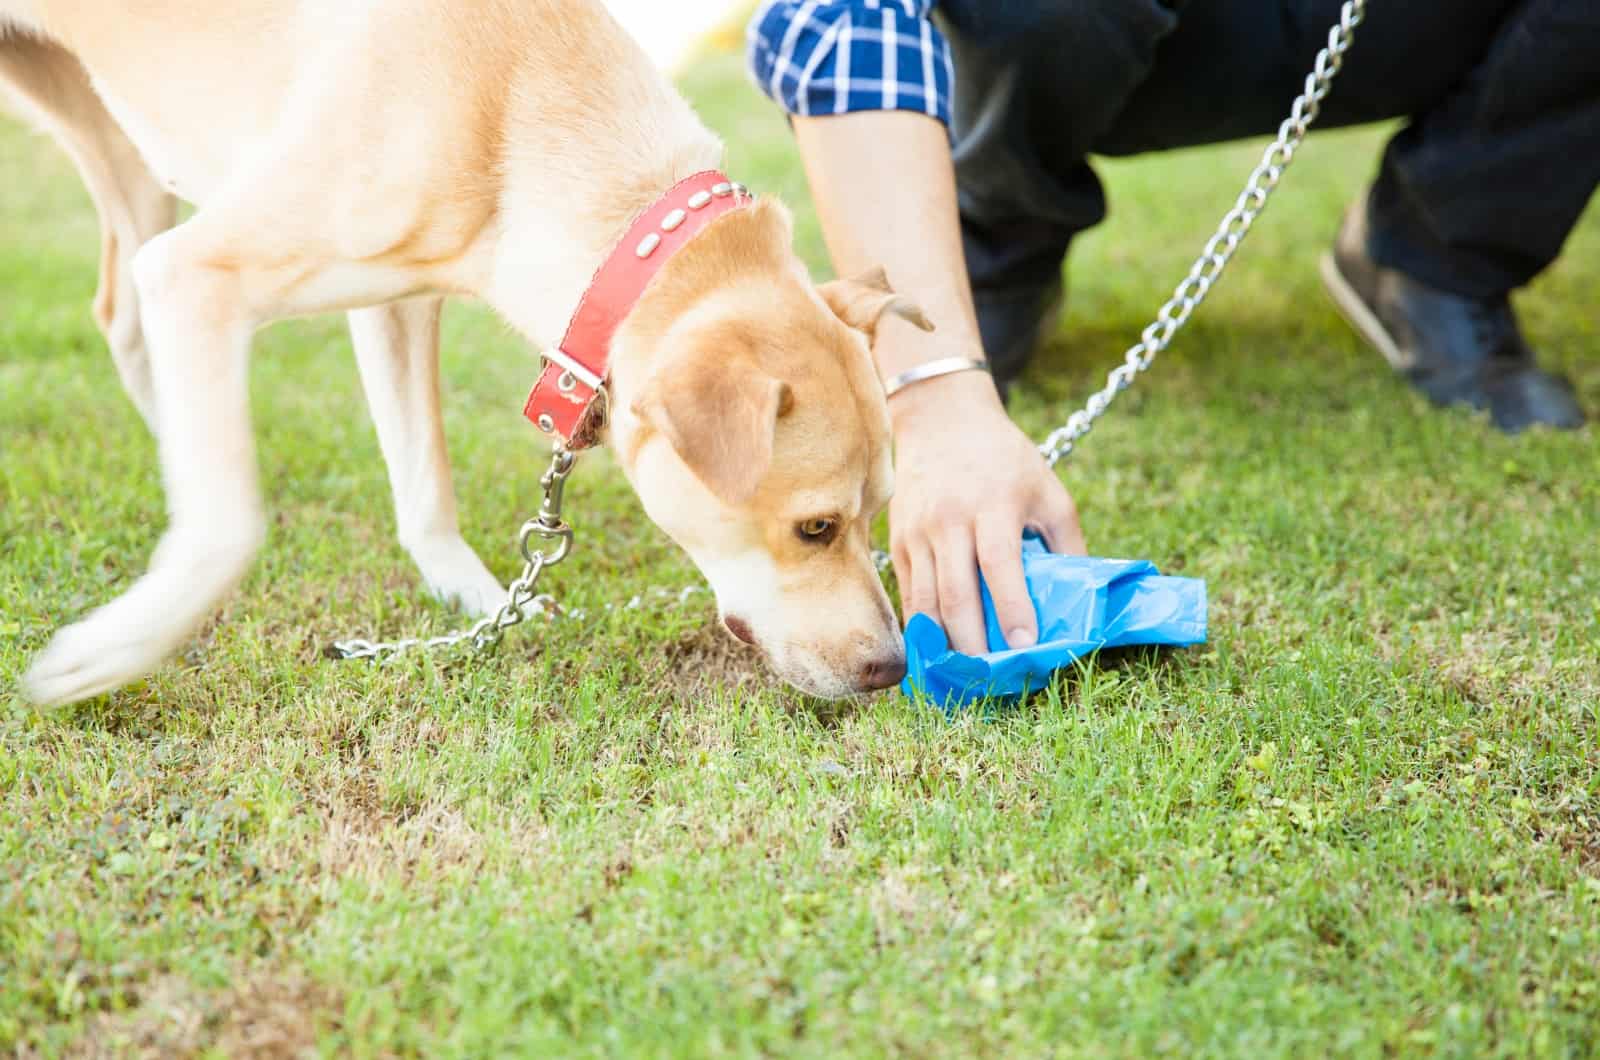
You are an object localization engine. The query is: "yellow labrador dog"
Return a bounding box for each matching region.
[1,0,926,704]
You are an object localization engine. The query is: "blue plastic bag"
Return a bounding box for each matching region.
[901,534,1207,707]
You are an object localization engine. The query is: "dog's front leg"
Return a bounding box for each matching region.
[348,299,503,616]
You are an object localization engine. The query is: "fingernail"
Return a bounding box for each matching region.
[1007,627,1037,648]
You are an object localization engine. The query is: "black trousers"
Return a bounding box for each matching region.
[939,0,1600,315]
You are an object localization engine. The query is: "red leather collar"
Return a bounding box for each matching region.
[524,170,754,448]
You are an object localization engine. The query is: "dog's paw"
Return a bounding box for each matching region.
[23,535,257,707]
[409,535,505,618]
[23,608,176,708]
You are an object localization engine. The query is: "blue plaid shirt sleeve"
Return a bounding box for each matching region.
[746,0,954,126]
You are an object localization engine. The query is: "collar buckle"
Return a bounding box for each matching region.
[522,171,754,449]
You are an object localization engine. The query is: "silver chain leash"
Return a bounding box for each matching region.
[329,445,579,662]
[330,0,1365,662]
[1038,0,1366,467]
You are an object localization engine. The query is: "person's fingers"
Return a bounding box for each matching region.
[934,527,989,655]
[890,539,912,619]
[903,538,940,628]
[976,513,1035,649]
[1038,487,1087,556]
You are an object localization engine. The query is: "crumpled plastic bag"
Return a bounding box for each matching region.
[901,534,1207,707]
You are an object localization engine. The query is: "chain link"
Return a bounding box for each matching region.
[330,0,1365,662]
[1037,0,1366,467]
[329,445,580,662]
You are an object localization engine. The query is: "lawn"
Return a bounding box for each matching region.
[4,38,1599,1059]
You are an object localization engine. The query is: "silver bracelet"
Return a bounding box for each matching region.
[882,356,992,399]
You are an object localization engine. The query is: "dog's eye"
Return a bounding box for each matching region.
[796,517,837,544]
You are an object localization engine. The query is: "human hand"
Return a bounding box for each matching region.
[788,108,1085,649]
[888,368,1086,655]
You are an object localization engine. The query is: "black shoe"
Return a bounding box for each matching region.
[1321,200,1585,434]
[973,277,1064,402]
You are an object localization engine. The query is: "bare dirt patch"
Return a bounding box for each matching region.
[261,760,551,889]
[66,969,341,1059]
[1559,832,1600,874]
[869,865,965,949]
[310,797,547,884]
[1364,613,1600,712]
[650,620,769,702]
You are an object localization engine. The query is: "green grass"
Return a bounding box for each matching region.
[4,43,1599,1058]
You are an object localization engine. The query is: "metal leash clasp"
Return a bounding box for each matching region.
[522,446,576,568]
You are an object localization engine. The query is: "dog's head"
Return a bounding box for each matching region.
[608,199,927,698]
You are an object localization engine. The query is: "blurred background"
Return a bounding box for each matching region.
[604,0,747,72]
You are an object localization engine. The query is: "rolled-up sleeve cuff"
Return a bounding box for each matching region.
[746,0,953,126]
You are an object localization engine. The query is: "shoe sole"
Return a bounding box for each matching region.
[1319,252,1409,373]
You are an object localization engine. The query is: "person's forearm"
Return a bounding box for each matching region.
[794,112,996,407]
[794,110,1084,650]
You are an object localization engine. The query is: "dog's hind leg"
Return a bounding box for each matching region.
[348,299,503,616]
[0,33,177,432]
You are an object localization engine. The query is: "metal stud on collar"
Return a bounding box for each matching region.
[635,232,662,258]
[687,190,713,209]
[661,208,687,232]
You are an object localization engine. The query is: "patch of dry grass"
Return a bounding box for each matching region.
[65,970,342,1060]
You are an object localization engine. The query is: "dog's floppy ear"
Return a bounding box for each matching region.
[819,266,935,339]
[632,354,793,505]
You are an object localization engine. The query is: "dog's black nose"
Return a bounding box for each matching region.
[858,655,907,691]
